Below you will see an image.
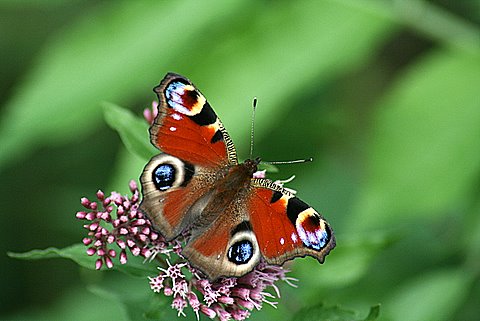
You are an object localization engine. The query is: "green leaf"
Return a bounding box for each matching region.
[103,102,157,161]
[353,50,480,229]
[383,268,472,321]
[8,244,158,278]
[292,303,381,321]
[8,244,96,269]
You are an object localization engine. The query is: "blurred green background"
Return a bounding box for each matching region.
[1,1,480,320]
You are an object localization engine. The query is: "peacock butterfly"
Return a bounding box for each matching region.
[140,73,335,280]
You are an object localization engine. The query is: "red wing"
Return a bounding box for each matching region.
[182,205,261,281]
[151,73,237,167]
[140,154,215,240]
[248,179,336,265]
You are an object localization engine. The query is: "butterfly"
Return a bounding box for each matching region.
[140,73,335,280]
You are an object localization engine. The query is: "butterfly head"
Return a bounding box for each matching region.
[242,157,261,177]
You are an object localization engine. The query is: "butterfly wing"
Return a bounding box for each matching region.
[181,179,335,280]
[182,204,261,280]
[140,154,218,239]
[248,179,336,265]
[150,72,237,167]
[140,73,237,239]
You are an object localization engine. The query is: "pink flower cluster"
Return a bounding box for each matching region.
[76,180,168,269]
[76,181,296,320]
[149,259,294,320]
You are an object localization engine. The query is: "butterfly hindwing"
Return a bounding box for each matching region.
[140,154,220,240]
[182,203,261,280]
[249,179,336,265]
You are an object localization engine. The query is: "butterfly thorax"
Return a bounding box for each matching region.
[191,158,260,229]
[220,158,259,191]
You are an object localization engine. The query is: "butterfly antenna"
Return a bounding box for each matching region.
[249,97,258,160]
[261,157,314,165]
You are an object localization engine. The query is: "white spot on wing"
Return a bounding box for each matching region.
[280,237,285,245]
[170,100,190,115]
[291,232,298,243]
[169,126,177,132]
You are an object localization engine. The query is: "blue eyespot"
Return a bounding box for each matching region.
[153,164,175,191]
[228,240,254,265]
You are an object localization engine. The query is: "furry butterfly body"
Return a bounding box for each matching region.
[140,73,335,280]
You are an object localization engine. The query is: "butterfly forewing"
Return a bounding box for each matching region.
[151,73,237,167]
